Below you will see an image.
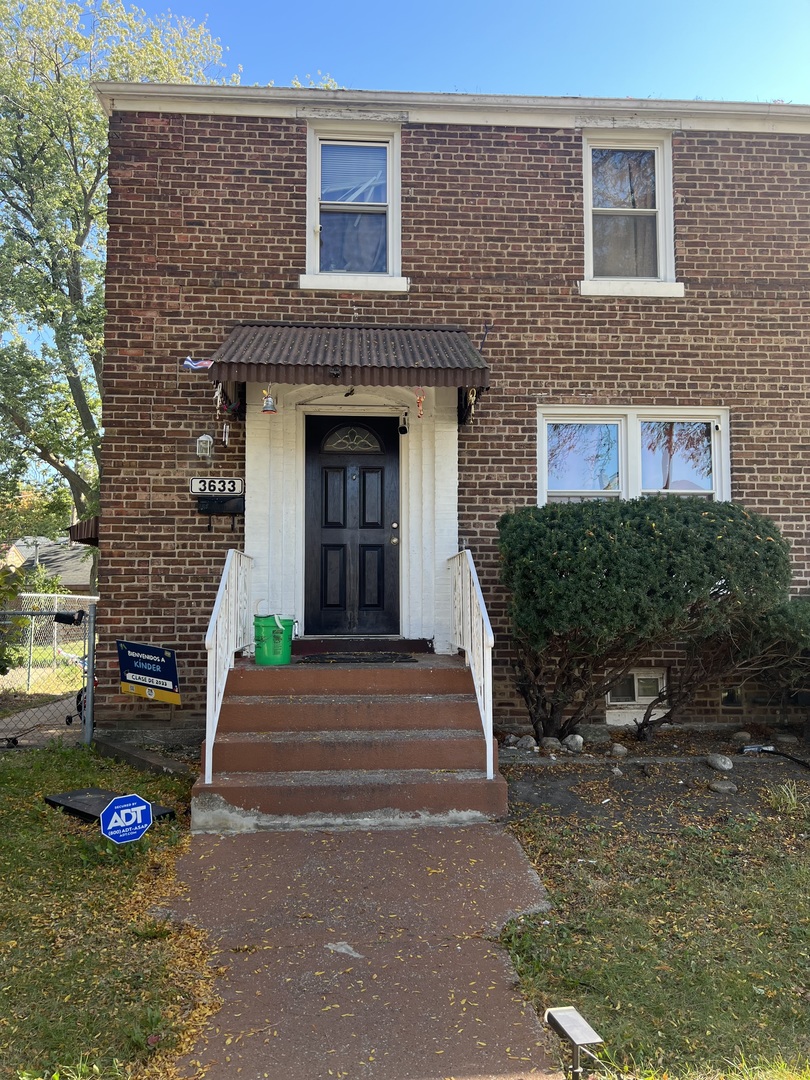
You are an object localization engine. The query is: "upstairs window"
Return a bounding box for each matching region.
[319,142,388,274]
[591,147,658,278]
[539,407,729,504]
[580,135,683,297]
[300,125,407,293]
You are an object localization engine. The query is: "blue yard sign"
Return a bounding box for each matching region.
[99,793,153,845]
[116,640,181,705]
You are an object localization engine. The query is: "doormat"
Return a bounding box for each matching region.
[296,652,418,664]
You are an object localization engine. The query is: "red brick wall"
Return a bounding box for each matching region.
[99,111,810,728]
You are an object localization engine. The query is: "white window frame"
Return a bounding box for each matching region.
[537,406,730,505]
[579,133,684,298]
[299,122,408,293]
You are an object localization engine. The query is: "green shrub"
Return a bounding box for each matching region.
[0,563,24,675]
[497,497,793,739]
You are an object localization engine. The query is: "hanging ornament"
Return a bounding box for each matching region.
[414,386,426,419]
[262,386,277,414]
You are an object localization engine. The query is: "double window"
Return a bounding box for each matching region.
[300,125,407,292]
[538,407,730,504]
[580,134,683,297]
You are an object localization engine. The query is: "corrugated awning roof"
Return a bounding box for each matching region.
[68,517,99,547]
[207,322,490,389]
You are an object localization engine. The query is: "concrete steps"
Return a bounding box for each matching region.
[191,656,508,831]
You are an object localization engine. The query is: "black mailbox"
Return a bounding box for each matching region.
[197,495,245,531]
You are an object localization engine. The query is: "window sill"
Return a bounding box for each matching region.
[299,273,410,293]
[578,279,685,298]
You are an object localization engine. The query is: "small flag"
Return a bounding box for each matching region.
[183,356,213,370]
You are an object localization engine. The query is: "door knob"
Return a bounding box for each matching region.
[390,537,399,545]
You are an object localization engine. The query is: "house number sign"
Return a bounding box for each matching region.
[190,477,244,495]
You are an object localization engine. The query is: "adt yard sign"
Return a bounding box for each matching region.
[99,793,153,845]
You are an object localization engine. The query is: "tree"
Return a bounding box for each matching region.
[0,563,23,673]
[0,0,238,517]
[0,478,73,547]
[497,497,793,740]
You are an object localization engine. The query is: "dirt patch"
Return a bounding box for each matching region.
[503,725,810,831]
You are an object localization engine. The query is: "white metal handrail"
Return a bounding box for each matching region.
[449,549,495,780]
[204,550,253,784]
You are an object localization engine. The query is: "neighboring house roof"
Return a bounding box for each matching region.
[10,537,94,594]
[208,323,491,388]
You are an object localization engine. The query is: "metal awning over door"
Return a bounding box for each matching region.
[207,322,490,388]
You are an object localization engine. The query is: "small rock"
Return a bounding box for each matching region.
[516,734,538,751]
[562,734,584,753]
[611,766,623,777]
[775,733,799,745]
[709,779,738,795]
[731,730,753,745]
[610,743,629,758]
[706,753,734,773]
[504,734,520,747]
[540,737,563,751]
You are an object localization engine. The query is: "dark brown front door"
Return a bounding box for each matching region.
[305,416,400,635]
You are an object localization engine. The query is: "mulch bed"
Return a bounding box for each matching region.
[503,724,810,831]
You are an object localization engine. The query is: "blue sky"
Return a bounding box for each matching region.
[136,0,810,104]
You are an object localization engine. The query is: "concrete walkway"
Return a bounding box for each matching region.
[172,824,559,1080]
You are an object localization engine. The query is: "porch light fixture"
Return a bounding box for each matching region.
[196,434,214,459]
[545,1007,603,1080]
[261,386,277,414]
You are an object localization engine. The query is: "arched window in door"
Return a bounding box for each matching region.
[322,424,383,454]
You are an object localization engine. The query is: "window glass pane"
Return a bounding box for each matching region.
[593,214,658,278]
[637,676,661,698]
[641,421,713,493]
[320,209,387,273]
[547,423,620,492]
[321,143,387,204]
[323,425,382,453]
[592,149,656,210]
[610,675,636,703]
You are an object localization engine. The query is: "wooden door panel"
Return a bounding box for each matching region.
[322,468,346,528]
[305,417,399,635]
[360,469,383,528]
[359,545,384,609]
[321,546,346,610]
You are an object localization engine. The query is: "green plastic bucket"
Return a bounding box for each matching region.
[254,614,295,666]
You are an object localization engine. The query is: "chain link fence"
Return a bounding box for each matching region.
[0,593,99,746]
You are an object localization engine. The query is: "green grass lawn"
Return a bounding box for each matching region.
[0,654,83,716]
[504,791,810,1080]
[0,743,211,1080]
[3,743,808,1080]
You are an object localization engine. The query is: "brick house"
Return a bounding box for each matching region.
[94,84,810,822]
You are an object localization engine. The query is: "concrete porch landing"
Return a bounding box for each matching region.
[172,824,557,1080]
